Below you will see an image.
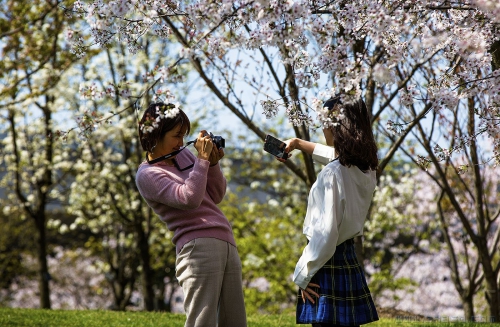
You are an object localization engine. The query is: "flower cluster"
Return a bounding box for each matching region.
[400,85,421,108]
[260,98,279,119]
[139,103,180,134]
[430,88,460,111]
[416,155,432,172]
[76,110,105,139]
[312,97,345,128]
[142,66,171,83]
[472,0,500,23]
[79,77,131,101]
[68,0,500,169]
[285,102,313,127]
[479,110,500,167]
[386,120,405,135]
[494,143,500,168]
[433,144,452,161]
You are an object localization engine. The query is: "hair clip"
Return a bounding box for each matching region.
[323,95,342,110]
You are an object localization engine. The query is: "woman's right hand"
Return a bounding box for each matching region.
[284,138,299,154]
[194,130,214,161]
[277,138,316,163]
[276,138,299,162]
[301,282,320,304]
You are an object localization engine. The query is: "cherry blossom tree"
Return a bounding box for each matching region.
[366,164,490,320]
[381,94,500,320]
[63,0,499,176]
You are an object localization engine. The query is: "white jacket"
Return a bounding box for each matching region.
[293,144,376,289]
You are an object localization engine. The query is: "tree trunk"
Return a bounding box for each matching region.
[35,213,51,309]
[490,40,500,71]
[462,295,475,322]
[136,226,155,311]
[154,278,167,311]
[467,99,499,323]
[479,249,500,322]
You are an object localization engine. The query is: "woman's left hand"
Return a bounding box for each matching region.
[301,282,320,304]
[209,146,224,166]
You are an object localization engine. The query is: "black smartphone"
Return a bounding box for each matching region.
[263,135,288,160]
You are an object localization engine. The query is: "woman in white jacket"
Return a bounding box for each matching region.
[281,96,379,327]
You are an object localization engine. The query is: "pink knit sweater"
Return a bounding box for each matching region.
[135,149,236,253]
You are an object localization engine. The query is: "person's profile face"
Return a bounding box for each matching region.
[155,123,187,157]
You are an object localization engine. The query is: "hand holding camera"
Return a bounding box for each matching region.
[209,144,225,166]
[195,131,225,165]
[205,131,225,149]
[195,131,214,161]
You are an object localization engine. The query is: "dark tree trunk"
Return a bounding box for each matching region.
[463,295,475,322]
[468,100,500,323]
[490,40,500,71]
[136,226,155,311]
[35,212,51,309]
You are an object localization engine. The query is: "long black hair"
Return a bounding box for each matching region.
[325,97,378,171]
[138,102,191,153]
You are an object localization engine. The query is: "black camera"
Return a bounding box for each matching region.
[206,132,225,149]
[263,134,288,160]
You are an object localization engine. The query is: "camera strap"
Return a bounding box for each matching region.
[146,140,196,165]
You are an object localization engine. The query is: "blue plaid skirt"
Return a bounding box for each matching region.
[296,239,379,326]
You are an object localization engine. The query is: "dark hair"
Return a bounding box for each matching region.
[325,97,378,171]
[138,102,191,153]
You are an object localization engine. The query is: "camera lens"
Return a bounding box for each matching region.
[210,134,225,149]
[214,136,225,149]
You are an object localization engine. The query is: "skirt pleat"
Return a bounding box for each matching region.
[296,239,379,326]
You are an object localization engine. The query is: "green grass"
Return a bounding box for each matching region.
[0,308,495,327]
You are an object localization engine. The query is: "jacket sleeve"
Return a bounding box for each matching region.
[312,144,336,165]
[293,169,345,290]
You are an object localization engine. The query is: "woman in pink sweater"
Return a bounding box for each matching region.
[135,102,247,327]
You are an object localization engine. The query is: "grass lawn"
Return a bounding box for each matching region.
[0,308,495,327]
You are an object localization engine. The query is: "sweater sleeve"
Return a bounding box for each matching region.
[136,159,210,210]
[206,163,227,204]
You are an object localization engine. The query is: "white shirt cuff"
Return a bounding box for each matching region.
[293,266,312,290]
[312,144,336,165]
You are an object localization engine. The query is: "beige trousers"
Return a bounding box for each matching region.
[176,238,247,327]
